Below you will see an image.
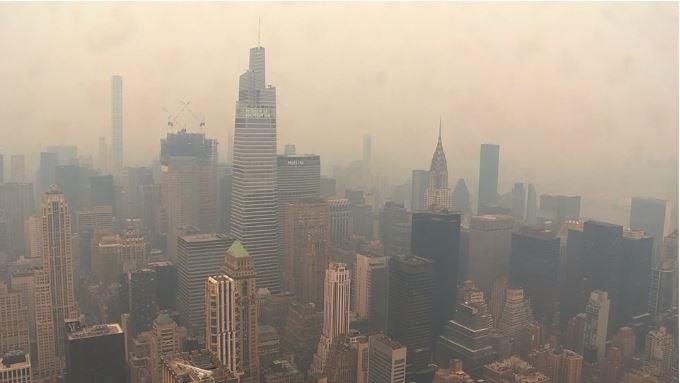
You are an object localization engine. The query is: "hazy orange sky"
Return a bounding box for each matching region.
[0,2,677,224]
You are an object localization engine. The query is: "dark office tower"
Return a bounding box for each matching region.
[411,169,429,213]
[355,252,389,332]
[468,215,514,296]
[38,152,58,196]
[388,255,435,381]
[0,183,34,258]
[648,258,674,317]
[232,43,279,292]
[128,269,157,336]
[618,229,653,327]
[525,184,537,226]
[320,176,336,198]
[65,321,127,383]
[277,155,321,206]
[282,199,330,307]
[411,210,461,337]
[111,75,123,174]
[630,196,667,265]
[579,221,653,335]
[55,165,83,221]
[452,178,471,214]
[177,233,233,338]
[90,174,115,208]
[160,130,218,260]
[435,281,496,376]
[148,261,177,311]
[510,227,560,324]
[380,201,410,257]
[538,194,581,229]
[511,183,526,223]
[478,144,500,214]
[10,155,25,183]
[217,163,233,234]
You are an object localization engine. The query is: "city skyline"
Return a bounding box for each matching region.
[0,3,677,383]
[0,3,676,227]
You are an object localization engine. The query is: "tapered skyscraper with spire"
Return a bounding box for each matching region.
[425,121,452,210]
[230,39,280,292]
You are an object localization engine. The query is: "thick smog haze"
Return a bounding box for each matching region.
[0,2,677,225]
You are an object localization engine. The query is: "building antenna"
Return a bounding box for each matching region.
[438,116,442,141]
[258,17,261,47]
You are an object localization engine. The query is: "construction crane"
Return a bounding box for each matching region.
[180,99,206,134]
[162,100,190,130]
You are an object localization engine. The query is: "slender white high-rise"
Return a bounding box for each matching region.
[310,263,351,377]
[231,43,279,291]
[205,275,241,378]
[111,75,123,174]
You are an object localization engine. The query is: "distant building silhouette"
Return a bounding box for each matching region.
[477,144,500,214]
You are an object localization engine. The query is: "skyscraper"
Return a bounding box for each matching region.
[497,287,534,340]
[510,183,526,223]
[368,334,407,383]
[380,201,410,257]
[468,215,513,295]
[38,152,58,197]
[231,43,280,292]
[128,269,157,336]
[41,189,78,359]
[478,144,500,214]
[111,75,123,174]
[435,281,496,376]
[65,321,126,383]
[584,290,610,362]
[355,252,388,332]
[538,194,581,229]
[328,198,353,245]
[205,274,240,378]
[630,196,667,265]
[221,240,260,383]
[0,350,31,383]
[387,255,434,380]
[177,233,233,338]
[411,209,461,337]
[648,258,675,317]
[0,283,29,356]
[411,170,429,213]
[150,312,184,383]
[525,184,537,226]
[509,227,560,323]
[452,179,471,215]
[277,154,321,210]
[644,326,674,378]
[9,155,25,183]
[310,263,351,377]
[282,199,330,307]
[0,183,34,258]
[425,126,452,210]
[160,130,218,260]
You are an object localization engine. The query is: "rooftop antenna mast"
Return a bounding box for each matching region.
[258,17,261,47]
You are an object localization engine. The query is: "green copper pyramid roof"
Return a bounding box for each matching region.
[228,240,249,258]
[155,312,175,325]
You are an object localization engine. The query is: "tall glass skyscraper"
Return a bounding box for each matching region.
[231,44,280,292]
